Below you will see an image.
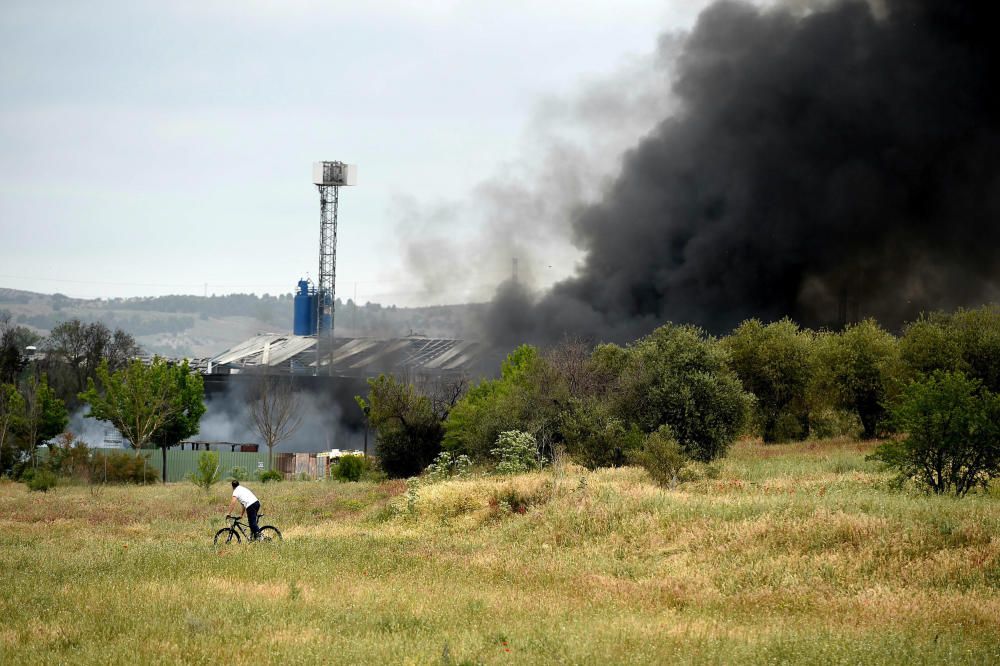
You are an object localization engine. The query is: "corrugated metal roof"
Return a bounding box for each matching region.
[208,334,498,377]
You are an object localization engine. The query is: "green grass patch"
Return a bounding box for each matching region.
[1,438,998,664]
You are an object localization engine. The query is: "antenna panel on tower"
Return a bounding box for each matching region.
[313,161,357,186]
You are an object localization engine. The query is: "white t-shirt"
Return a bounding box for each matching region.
[232,485,259,508]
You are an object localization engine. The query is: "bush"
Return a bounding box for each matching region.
[26,469,57,492]
[900,306,1000,392]
[491,430,546,474]
[364,374,444,478]
[812,320,902,439]
[723,318,814,443]
[899,315,964,380]
[869,371,1000,495]
[614,324,751,461]
[88,451,158,484]
[629,426,688,488]
[227,466,249,482]
[948,306,1000,392]
[257,469,283,483]
[559,400,643,468]
[332,455,367,482]
[807,408,862,440]
[487,481,552,517]
[443,345,559,462]
[46,434,92,480]
[189,451,221,490]
[424,451,472,482]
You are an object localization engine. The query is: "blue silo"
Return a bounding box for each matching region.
[293,279,314,335]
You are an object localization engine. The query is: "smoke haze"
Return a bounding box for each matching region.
[395,33,687,306]
[480,0,1000,345]
[195,381,353,454]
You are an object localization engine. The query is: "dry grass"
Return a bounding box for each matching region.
[1,438,998,664]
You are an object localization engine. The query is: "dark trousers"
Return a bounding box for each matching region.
[246,501,261,538]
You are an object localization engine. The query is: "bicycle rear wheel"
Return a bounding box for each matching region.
[214,527,241,545]
[255,526,282,543]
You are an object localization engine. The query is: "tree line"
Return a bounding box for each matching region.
[361,305,1000,496]
[0,316,205,480]
[2,313,306,486]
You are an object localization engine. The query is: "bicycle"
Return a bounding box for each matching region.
[214,514,282,545]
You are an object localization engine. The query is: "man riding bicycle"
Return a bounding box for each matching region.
[226,481,261,540]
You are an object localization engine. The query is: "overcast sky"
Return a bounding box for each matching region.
[0,0,713,306]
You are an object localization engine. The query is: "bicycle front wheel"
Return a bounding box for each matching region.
[214,527,241,546]
[256,526,282,543]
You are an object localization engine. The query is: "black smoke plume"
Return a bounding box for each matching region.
[486,0,1000,345]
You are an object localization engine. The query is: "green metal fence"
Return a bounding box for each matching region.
[147,450,271,483]
[78,448,271,483]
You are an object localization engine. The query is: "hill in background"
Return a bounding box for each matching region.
[0,288,484,358]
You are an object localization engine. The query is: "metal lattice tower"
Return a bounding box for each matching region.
[316,184,339,375]
[312,161,356,376]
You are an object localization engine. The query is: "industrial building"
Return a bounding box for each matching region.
[189,161,500,455]
[206,333,496,378]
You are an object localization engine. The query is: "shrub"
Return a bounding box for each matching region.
[723,318,814,443]
[332,454,367,482]
[900,306,1000,392]
[424,451,472,482]
[869,371,1000,495]
[487,481,552,517]
[227,466,248,482]
[491,430,546,474]
[364,374,444,478]
[257,469,283,483]
[812,320,903,439]
[26,469,57,492]
[900,315,964,380]
[948,306,1000,393]
[614,324,751,461]
[47,433,92,480]
[189,451,221,491]
[88,451,158,484]
[807,408,862,440]
[677,461,721,483]
[443,345,562,462]
[559,400,643,468]
[629,426,688,488]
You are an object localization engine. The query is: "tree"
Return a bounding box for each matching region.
[0,383,25,474]
[899,315,964,381]
[17,374,68,468]
[813,320,902,439]
[870,371,1000,496]
[107,329,143,373]
[613,324,750,462]
[245,374,302,471]
[44,320,141,407]
[0,311,37,385]
[948,306,1000,393]
[362,374,443,478]
[723,318,815,442]
[558,398,643,468]
[149,360,205,481]
[443,345,565,462]
[899,306,1000,393]
[80,359,190,459]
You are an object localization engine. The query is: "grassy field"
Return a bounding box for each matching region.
[1,438,998,665]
